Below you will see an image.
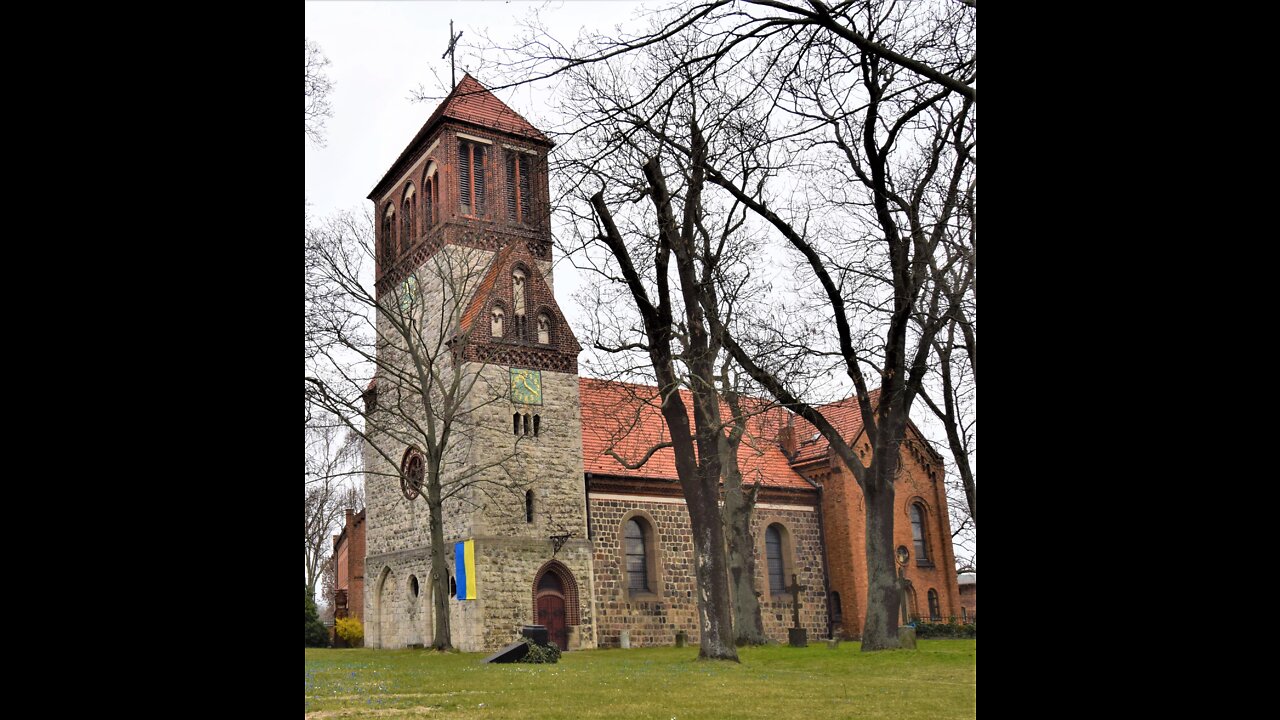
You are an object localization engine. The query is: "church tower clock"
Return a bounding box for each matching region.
[361,74,594,652]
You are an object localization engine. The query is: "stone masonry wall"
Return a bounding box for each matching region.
[364,360,596,651]
[589,495,827,648]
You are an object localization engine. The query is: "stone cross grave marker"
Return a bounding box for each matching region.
[786,573,808,647]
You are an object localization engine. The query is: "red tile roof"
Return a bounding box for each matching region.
[437,74,549,143]
[579,377,813,490]
[790,390,881,464]
[369,73,551,200]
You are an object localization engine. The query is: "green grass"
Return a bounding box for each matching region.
[304,640,975,719]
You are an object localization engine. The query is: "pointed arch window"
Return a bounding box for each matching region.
[766,524,786,595]
[537,313,551,344]
[525,490,535,523]
[512,268,528,339]
[401,184,416,253]
[491,306,504,337]
[830,591,843,623]
[928,589,941,621]
[423,161,438,228]
[624,519,649,592]
[911,503,932,566]
[381,204,396,263]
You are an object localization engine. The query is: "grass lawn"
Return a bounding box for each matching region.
[304,640,975,719]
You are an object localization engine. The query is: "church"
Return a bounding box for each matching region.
[360,75,962,651]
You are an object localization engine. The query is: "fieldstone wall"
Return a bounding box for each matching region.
[363,359,597,651]
[364,244,497,560]
[589,495,827,648]
[365,556,436,649]
[467,539,596,651]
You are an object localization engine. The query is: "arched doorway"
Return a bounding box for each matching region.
[532,561,579,651]
[372,566,396,648]
[536,572,566,650]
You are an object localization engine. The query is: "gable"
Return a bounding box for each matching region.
[456,242,581,374]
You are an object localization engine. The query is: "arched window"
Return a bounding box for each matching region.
[928,589,941,621]
[512,268,527,337]
[401,184,416,253]
[523,413,531,435]
[830,591,843,623]
[537,314,551,344]
[538,568,563,593]
[624,519,649,592]
[513,413,521,435]
[491,306,504,337]
[423,161,438,228]
[381,204,396,262]
[533,414,540,437]
[409,575,420,598]
[766,524,786,595]
[449,575,457,598]
[911,503,931,565]
[525,490,535,523]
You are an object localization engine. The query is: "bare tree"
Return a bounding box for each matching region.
[306,38,335,146]
[494,0,974,651]
[305,209,528,651]
[304,416,361,601]
[587,148,740,660]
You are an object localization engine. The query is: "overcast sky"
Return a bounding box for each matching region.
[306,1,652,335]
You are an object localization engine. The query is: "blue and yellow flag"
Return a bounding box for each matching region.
[454,539,477,600]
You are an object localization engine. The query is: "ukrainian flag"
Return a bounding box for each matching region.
[454,539,477,600]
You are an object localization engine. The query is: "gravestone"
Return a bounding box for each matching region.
[786,574,808,648]
[482,641,530,664]
[898,625,917,650]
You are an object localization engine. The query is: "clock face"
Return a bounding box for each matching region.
[398,274,418,314]
[510,368,543,405]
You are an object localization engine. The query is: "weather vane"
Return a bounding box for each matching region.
[442,20,464,88]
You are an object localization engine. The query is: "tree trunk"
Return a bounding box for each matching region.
[686,480,740,660]
[427,461,453,651]
[723,471,766,645]
[859,473,900,651]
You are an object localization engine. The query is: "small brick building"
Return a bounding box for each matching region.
[360,74,963,650]
[332,508,366,645]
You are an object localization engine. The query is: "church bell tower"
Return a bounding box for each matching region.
[360,75,595,652]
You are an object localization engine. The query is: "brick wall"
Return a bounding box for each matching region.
[806,428,962,637]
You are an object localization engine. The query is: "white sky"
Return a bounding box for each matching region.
[305,0,652,336]
[306,2,973,571]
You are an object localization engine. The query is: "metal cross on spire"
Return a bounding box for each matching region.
[442,20,464,88]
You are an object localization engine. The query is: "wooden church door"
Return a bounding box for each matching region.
[537,594,566,650]
[536,571,568,650]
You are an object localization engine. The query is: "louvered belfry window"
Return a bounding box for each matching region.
[506,150,532,223]
[459,139,486,216]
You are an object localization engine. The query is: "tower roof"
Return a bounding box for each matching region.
[369,73,551,200]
